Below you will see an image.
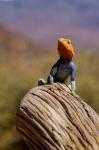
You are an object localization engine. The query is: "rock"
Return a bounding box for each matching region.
[16,83,99,150]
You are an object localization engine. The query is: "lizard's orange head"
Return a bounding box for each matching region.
[58,38,75,60]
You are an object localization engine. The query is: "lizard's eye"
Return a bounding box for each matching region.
[67,40,71,44]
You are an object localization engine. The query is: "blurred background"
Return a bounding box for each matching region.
[0,0,99,149]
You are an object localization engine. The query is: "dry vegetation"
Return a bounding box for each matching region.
[0,26,99,150]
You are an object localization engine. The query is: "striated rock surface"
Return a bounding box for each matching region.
[16,83,99,150]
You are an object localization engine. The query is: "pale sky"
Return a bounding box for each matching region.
[0,0,99,48]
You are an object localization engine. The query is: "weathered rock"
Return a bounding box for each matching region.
[16,83,99,150]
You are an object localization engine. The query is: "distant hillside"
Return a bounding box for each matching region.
[0,25,48,57]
